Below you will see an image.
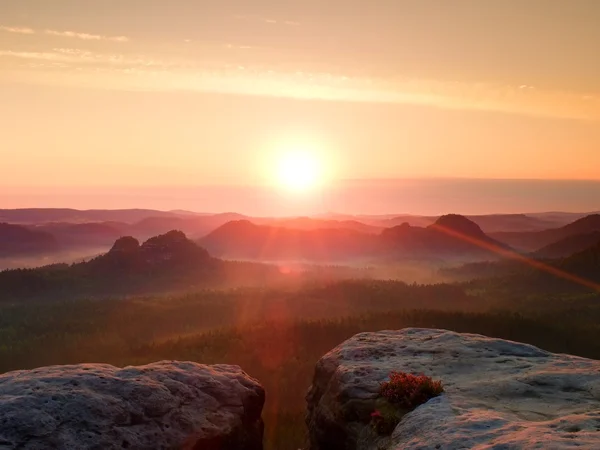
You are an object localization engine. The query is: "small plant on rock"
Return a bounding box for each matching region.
[370,405,402,435]
[380,371,444,409]
[371,371,444,435]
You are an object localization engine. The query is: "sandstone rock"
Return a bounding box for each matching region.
[306,328,600,450]
[0,361,264,450]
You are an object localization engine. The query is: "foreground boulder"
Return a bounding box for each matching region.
[0,361,264,450]
[307,328,600,449]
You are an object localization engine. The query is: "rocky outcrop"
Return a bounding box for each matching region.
[89,230,213,276]
[306,328,600,450]
[0,361,264,450]
[110,236,141,253]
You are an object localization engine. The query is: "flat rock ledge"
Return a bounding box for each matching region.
[0,361,265,450]
[306,328,600,450]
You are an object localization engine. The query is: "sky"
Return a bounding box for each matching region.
[1,0,600,214]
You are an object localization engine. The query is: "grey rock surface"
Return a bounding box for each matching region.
[0,361,264,450]
[306,328,600,450]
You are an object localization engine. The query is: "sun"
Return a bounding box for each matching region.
[276,149,322,192]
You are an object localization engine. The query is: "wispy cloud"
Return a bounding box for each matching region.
[0,49,161,66]
[0,26,35,34]
[234,15,300,26]
[0,25,129,42]
[45,30,129,42]
[1,47,598,122]
[224,43,257,50]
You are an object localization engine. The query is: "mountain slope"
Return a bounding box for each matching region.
[0,223,60,256]
[532,231,600,259]
[446,238,600,292]
[492,214,600,251]
[381,214,510,259]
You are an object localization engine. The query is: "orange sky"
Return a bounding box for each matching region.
[1,1,599,212]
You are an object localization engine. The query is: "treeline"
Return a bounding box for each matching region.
[3,305,600,449]
[3,279,600,449]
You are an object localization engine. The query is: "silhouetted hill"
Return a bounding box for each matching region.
[556,240,600,280]
[509,241,600,292]
[0,208,179,224]
[381,215,509,260]
[372,213,560,233]
[0,223,60,257]
[201,215,509,262]
[376,215,437,229]
[492,214,600,251]
[86,230,212,275]
[34,222,127,247]
[0,231,279,300]
[130,213,249,240]
[446,236,600,293]
[432,214,489,238]
[199,220,381,261]
[25,214,249,252]
[269,217,382,234]
[532,231,600,259]
[465,214,557,233]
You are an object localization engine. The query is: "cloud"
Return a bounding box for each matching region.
[45,30,129,42]
[0,49,161,67]
[1,48,598,122]
[234,15,300,26]
[1,25,128,41]
[0,26,35,34]
[224,43,256,50]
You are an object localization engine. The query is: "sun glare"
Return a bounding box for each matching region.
[276,148,322,192]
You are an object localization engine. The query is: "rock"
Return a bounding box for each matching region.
[109,236,140,254]
[306,328,600,450]
[0,361,265,450]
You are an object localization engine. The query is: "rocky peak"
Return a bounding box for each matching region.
[306,328,600,450]
[139,230,210,263]
[109,236,140,253]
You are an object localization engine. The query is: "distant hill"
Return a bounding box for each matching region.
[0,209,180,224]
[491,214,600,251]
[375,215,437,229]
[33,222,128,247]
[445,236,600,292]
[555,240,600,282]
[0,230,280,300]
[199,220,381,261]
[200,215,509,262]
[512,241,600,292]
[532,231,600,259]
[464,214,558,233]
[130,213,248,240]
[0,223,60,257]
[20,213,248,252]
[268,217,382,234]
[371,213,564,233]
[381,214,510,260]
